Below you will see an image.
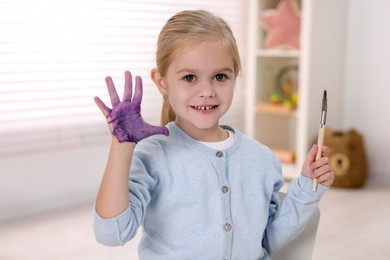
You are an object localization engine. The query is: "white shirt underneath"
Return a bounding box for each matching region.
[197,130,235,150]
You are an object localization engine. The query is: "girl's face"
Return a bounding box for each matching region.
[164,41,236,140]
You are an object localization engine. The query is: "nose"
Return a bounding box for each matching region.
[197,81,216,98]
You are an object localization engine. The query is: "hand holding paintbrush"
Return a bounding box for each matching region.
[300,90,333,190]
[312,90,327,191]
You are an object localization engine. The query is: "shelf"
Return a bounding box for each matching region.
[256,49,300,58]
[256,103,297,117]
[247,0,345,180]
[272,148,296,164]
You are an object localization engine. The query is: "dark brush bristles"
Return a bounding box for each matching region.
[322,90,327,112]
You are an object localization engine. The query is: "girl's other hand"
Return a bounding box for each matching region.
[301,145,334,187]
[94,71,169,143]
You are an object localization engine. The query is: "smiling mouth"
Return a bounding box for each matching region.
[191,105,218,111]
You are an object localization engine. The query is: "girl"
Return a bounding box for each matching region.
[93,10,333,259]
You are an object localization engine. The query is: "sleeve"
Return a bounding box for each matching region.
[93,141,162,246]
[262,167,328,255]
[93,205,135,246]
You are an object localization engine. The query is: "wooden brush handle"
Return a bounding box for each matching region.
[312,127,325,191]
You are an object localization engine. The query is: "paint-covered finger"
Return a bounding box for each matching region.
[147,125,170,137]
[94,96,111,117]
[133,75,143,104]
[106,76,120,106]
[123,71,133,102]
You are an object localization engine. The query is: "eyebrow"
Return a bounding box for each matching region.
[176,67,234,74]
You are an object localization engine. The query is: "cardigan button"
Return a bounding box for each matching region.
[224,223,232,232]
[222,186,229,193]
[216,151,223,157]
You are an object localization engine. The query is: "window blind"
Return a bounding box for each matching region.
[0,0,246,156]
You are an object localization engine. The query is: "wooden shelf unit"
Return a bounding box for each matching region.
[245,0,346,179]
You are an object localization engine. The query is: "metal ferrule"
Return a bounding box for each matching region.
[320,111,327,127]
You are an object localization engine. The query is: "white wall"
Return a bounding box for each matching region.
[0,141,109,222]
[342,0,390,182]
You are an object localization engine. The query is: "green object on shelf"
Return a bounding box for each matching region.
[270,93,280,104]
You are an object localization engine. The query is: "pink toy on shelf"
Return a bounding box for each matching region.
[261,0,301,50]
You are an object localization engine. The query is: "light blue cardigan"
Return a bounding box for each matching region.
[93,122,327,259]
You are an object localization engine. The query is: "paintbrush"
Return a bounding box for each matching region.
[312,90,327,192]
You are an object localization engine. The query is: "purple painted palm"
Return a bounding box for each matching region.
[94,71,169,143]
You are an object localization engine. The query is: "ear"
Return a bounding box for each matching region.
[151,69,168,97]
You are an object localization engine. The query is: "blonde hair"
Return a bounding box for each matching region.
[155,10,242,126]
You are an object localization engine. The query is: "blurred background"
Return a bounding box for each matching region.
[0,0,247,222]
[0,0,389,259]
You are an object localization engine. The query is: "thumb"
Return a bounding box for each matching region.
[147,125,170,137]
[305,144,318,164]
[301,144,318,179]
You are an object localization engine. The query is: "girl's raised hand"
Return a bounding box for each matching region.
[301,144,334,187]
[94,71,169,143]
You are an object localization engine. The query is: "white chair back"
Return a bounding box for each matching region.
[271,192,321,260]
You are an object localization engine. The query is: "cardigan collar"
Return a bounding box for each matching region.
[166,122,243,159]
